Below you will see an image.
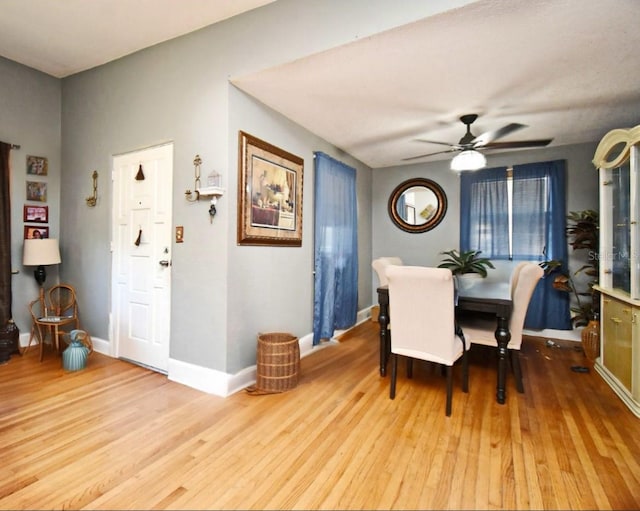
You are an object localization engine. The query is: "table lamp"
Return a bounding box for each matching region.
[23,238,61,309]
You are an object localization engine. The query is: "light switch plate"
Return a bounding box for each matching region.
[176,226,184,243]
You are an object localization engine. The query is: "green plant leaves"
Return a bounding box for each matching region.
[438,249,495,277]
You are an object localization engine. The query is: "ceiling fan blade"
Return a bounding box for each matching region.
[482,139,553,150]
[402,148,458,161]
[472,123,527,146]
[414,138,456,147]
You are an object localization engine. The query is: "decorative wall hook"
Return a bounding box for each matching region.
[135,164,145,181]
[85,170,98,207]
[185,155,225,221]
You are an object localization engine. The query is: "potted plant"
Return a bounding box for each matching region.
[540,209,600,360]
[540,209,599,327]
[438,249,495,289]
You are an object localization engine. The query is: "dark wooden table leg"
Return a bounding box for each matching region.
[494,313,511,404]
[377,287,389,377]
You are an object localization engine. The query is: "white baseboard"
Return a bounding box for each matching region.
[165,306,584,398]
[166,311,367,398]
[167,331,339,397]
[19,307,369,399]
[523,327,582,342]
[19,332,111,354]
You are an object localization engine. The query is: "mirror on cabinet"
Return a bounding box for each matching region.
[387,178,447,233]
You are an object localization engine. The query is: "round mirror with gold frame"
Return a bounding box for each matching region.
[388,178,447,233]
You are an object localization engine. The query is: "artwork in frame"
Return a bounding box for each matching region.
[23,205,48,223]
[26,155,48,176]
[24,225,49,239]
[237,131,304,246]
[26,181,47,202]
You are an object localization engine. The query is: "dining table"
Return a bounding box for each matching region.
[376,279,513,404]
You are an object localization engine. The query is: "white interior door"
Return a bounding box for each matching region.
[112,143,173,372]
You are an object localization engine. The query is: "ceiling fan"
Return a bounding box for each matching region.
[403,114,553,170]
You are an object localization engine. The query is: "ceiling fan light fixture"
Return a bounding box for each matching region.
[450,149,486,171]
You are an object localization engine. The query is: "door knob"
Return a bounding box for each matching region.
[159,260,170,267]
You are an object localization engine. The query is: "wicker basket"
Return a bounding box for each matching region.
[247,332,300,395]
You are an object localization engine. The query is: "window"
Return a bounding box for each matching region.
[460,160,572,330]
[460,166,509,259]
[461,166,551,260]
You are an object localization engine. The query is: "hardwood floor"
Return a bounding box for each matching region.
[1,321,639,510]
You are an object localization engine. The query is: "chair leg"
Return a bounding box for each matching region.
[25,325,36,355]
[445,365,453,416]
[53,326,60,353]
[33,324,45,362]
[406,357,413,379]
[511,350,524,393]
[390,353,398,399]
[462,350,469,393]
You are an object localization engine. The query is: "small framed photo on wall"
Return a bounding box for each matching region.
[26,181,47,202]
[23,205,48,223]
[26,155,48,176]
[24,225,49,239]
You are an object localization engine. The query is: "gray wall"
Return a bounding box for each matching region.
[372,142,600,304]
[1,0,599,377]
[0,56,61,333]
[56,0,452,374]
[227,89,372,371]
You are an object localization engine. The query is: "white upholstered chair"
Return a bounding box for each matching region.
[509,261,530,294]
[458,262,543,393]
[386,265,469,416]
[372,257,403,287]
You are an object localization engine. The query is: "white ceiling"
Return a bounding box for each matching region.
[1,0,639,169]
[232,0,640,168]
[0,0,275,78]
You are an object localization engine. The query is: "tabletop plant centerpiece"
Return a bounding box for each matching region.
[438,249,495,289]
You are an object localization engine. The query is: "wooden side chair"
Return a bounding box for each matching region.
[27,298,75,361]
[48,284,93,355]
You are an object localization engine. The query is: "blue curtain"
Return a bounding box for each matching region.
[313,152,358,345]
[514,161,571,330]
[460,161,571,329]
[460,166,509,258]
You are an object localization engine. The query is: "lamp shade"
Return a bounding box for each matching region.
[450,149,487,171]
[23,238,61,266]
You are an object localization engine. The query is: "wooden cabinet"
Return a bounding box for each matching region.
[601,295,634,391]
[593,124,640,417]
[595,291,640,416]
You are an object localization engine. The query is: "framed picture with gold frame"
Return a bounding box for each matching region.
[26,181,47,202]
[26,155,48,176]
[237,131,304,246]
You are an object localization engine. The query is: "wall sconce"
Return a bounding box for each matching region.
[185,154,224,221]
[185,155,203,203]
[85,170,98,207]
